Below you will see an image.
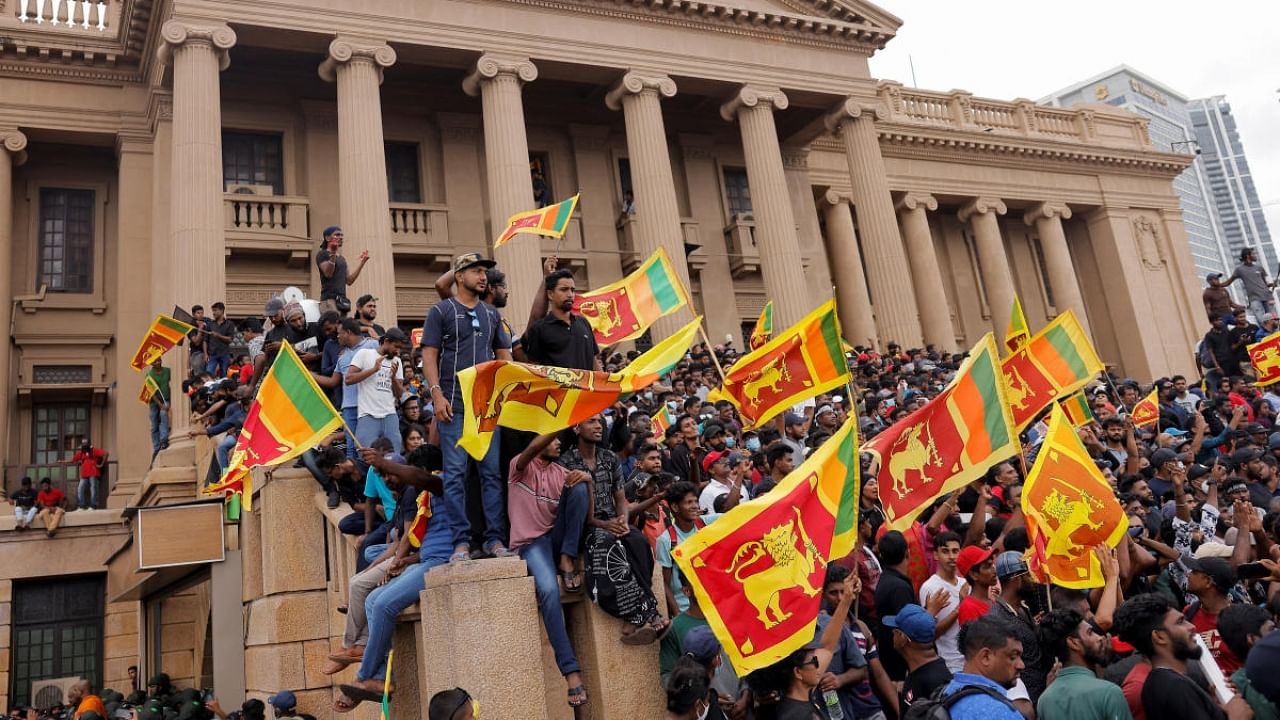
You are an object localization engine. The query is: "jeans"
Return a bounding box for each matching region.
[1250,298,1278,324]
[517,482,588,676]
[357,555,448,682]
[77,476,98,509]
[149,403,170,454]
[342,407,359,462]
[338,511,366,536]
[206,354,231,378]
[363,543,390,565]
[356,521,392,572]
[214,434,237,476]
[438,411,505,549]
[356,414,402,455]
[14,506,37,526]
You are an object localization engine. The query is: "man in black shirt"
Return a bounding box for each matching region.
[187,304,206,376]
[204,301,238,378]
[874,530,915,681]
[316,226,369,314]
[523,267,601,371]
[9,476,38,529]
[355,295,385,340]
[988,551,1049,704]
[889,603,953,709]
[1203,316,1238,385]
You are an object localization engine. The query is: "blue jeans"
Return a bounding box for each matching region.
[438,411,505,549]
[363,543,390,565]
[338,511,366,536]
[149,403,170,454]
[342,407,358,462]
[517,482,588,676]
[206,354,231,378]
[214,433,237,475]
[356,414,402,455]
[357,555,447,682]
[357,521,392,572]
[77,476,98,509]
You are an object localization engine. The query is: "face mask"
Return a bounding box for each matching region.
[667,400,679,412]
[643,391,654,401]
[745,437,761,452]
[724,436,737,449]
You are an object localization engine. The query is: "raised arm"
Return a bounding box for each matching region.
[360,447,444,496]
[527,255,557,329]
[434,269,456,301]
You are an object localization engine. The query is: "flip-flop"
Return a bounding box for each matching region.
[620,624,657,645]
[484,541,517,558]
[449,548,471,564]
[651,618,673,642]
[327,649,363,663]
[567,685,589,708]
[333,692,361,714]
[559,569,583,593]
[339,684,387,704]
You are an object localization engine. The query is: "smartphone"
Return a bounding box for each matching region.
[1238,562,1270,580]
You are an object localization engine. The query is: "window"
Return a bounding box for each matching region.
[10,576,105,708]
[723,168,752,218]
[222,132,284,194]
[530,153,552,208]
[617,158,633,197]
[1029,235,1055,308]
[384,142,421,203]
[33,402,90,466]
[37,189,94,293]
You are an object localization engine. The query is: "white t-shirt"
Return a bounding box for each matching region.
[699,478,733,514]
[919,573,966,672]
[351,347,403,419]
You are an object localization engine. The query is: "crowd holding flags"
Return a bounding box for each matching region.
[571,247,690,346]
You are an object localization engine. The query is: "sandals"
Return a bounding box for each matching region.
[560,569,584,593]
[484,541,517,558]
[449,546,471,564]
[620,623,657,645]
[568,685,589,708]
[339,684,388,704]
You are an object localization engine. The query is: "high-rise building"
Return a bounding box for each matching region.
[1189,96,1278,271]
[1044,66,1233,284]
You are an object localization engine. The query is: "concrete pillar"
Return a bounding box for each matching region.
[605,71,693,340]
[679,133,742,344]
[1024,202,1090,337]
[437,113,487,250]
[825,98,923,348]
[781,147,832,308]
[319,37,399,324]
[959,197,1014,339]
[463,53,540,334]
[818,191,876,350]
[721,85,808,329]
[0,129,27,469]
[895,192,957,352]
[567,124,626,290]
[157,20,235,448]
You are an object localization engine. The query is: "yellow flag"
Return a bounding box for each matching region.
[1005,295,1030,354]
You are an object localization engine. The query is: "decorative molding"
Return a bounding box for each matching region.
[1023,201,1072,226]
[1132,214,1168,270]
[957,196,1007,223]
[156,20,236,71]
[894,192,937,213]
[678,133,716,161]
[720,84,788,122]
[0,128,28,167]
[604,71,677,111]
[461,53,537,97]
[819,189,850,209]
[780,146,810,170]
[567,124,611,153]
[318,36,396,84]
[823,96,885,132]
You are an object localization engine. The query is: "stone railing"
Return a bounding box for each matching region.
[723,214,758,277]
[14,0,109,30]
[617,217,703,272]
[877,80,1153,149]
[388,202,450,249]
[223,193,311,242]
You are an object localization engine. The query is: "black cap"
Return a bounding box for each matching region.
[1231,446,1264,467]
[381,327,409,344]
[1150,447,1179,468]
[1184,556,1236,592]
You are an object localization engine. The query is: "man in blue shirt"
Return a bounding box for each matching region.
[937,615,1024,720]
[422,253,513,562]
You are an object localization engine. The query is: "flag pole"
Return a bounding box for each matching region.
[697,323,729,387]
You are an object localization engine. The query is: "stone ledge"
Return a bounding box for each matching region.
[245,591,329,646]
[0,507,124,533]
[424,556,527,588]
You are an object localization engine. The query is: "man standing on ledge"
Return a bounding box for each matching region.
[316,226,369,315]
[422,253,514,563]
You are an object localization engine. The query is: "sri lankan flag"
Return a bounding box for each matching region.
[572,247,689,346]
[651,406,674,437]
[1059,391,1095,428]
[1021,405,1125,588]
[456,316,701,460]
[749,302,774,351]
[130,315,194,371]
[1006,295,1030,354]
[138,374,161,405]
[863,334,1018,531]
[407,488,437,548]
[1129,388,1159,428]
[1001,310,1103,431]
[494,194,579,248]
[1249,331,1280,386]
[673,418,860,674]
[205,463,254,512]
[708,300,850,430]
[203,344,343,510]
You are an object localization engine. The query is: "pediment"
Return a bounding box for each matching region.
[763,0,901,34]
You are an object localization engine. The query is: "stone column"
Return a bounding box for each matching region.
[319,37,399,324]
[895,193,956,351]
[825,98,923,348]
[721,85,808,329]
[781,147,833,308]
[819,191,876,350]
[463,54,539,334]
[959,197,1014,338]
[157,20,235,448]
[567,124,626,290]
[1024,202,1090,337]
[0,129,26,469]
[604,71,692,340]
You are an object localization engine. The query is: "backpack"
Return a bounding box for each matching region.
[902,684,1017,720]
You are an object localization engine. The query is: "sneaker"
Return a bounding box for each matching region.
[326,489,340,509]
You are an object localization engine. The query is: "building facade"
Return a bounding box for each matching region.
[0,0,1206,717]
[1044,66,1234,285]
[1189,96,1278,270]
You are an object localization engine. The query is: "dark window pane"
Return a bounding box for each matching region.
[32,401,92,466]
[37,188,94,293]
[384,142,421,204]
[12,576,104,707]
[222,132,284,194]
[723,168,752,217]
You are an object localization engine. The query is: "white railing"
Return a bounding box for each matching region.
[224,194,311,241]
[16,0,108,30]
[388,202,450,247]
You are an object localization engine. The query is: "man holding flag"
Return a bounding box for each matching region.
[145,358,171,458]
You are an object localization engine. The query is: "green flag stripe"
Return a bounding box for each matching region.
[271,350,337,431]
[817,310,849,374]
[833,428,859,537]
[645,257,683,313]
[1044,324,1088,379]
[970,351,1011,447]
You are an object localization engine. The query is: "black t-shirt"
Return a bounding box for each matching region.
[204,318,237,357]
[874,568,916,681]
[774,696,821,720]
[1141,667,1225,720]
[316,249,349,300]
[12,487,36,509]
[900,657,953,709]
[523,313,599,370]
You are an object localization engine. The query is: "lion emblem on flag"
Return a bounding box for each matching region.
[579,298,622,336]
[727,506,824,630]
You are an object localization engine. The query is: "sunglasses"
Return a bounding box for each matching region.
[465,309,481,330]
[448,688,480,719]
[796,655,820,669]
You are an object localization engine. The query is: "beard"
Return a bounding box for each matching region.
[998,673,1019,690]
[491,294,507,309]
[1172,634,1204,661]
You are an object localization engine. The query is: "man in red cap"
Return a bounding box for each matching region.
[697,450,745,514]
[955,544,997,626]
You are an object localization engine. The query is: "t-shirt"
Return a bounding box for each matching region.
[957,595,991,626]
[522,313,599,370]
[919,574,965,672]
[37,488,65,508]
[71,448,106,478]
[847,623,883,718]
[350,347,402,418]
[1187,602,1243,675]
[656,515,720,613]
[558,445,623,521]
[146,366,171,405]
[204,318,237,357]
[363,467,396,519]
[316,249,349,300]
[874,567,916,681]
[699,478,734,514]
[338,339,377,409]
[1230,262,1271,303]
[507,457,568,552]
[901,657,953,709]
[659,611,709,675]
[422,298,511,408]
[1140,667,1224,720]
[12,487,36,509]
[775,697,821,720]
[321,338,343,407]
[812,612,869,720]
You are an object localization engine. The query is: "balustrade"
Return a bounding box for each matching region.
[723,214,758,278]
[15,0,108,30]
[388,202,450,249]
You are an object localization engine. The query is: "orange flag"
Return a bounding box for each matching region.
[1249,331,1280,386]
[1128,388,1159,428]
[1021,405,1126,588]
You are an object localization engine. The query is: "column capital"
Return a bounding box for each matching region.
[318,37,397,84]
[780,146,810,170]
[895,192,937,213]
[720,84,788,121]
[958,196,1007,223]
[462,53,537,97]
[604,71,677,111]
[0,128,28,166]
[1023,201,1073,226]
[819,189,850,209]
[157,20,236,71]
[824,96,887,132]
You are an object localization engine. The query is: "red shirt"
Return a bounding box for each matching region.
[71,448,106,477]
[1187,603,1243,675]
[1122,661,1151,720]
[37,488,65,508]
[957,595,991,625]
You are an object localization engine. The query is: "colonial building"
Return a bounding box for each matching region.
[0,0,1204,717]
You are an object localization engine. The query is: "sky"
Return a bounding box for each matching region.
[867,0,1280,255]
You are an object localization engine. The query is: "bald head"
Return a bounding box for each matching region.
[68,678,91,703]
